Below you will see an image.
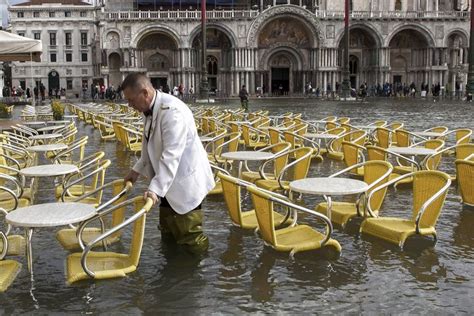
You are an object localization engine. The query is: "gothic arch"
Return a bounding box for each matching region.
[385,24,435,47]
[130,25,181,49]
[247,5,323,48]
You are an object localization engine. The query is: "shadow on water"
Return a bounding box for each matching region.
[1,99,474,313]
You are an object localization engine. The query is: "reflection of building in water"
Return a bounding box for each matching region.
[8,0,471,96]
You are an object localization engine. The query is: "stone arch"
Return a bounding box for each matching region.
[385,24,435,47]
[257,16,313,49]
[108,52,122,87]
[444,29,469,47]
[130,25,181,49]
[335,23,383,48]
[188,23,237,49]
[104,31,120,50]
[247,5,323,48]
[259,45,304,71]
[102,28,123,49]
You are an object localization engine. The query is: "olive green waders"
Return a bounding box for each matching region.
[159,197,209,254]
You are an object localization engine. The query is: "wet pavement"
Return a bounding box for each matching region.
[1,98,473,314]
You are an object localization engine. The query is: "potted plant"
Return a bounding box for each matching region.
[0,103,13,119]
[51,100,65,120]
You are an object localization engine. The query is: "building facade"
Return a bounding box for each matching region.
[9,0,99,97]
[8,0,471,97]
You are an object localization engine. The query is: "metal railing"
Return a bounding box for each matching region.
[314,10,470,19]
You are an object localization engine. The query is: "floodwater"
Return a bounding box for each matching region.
[1,98,473,314]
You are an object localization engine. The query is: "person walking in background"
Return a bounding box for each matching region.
[122,73,214,255]
[239,84,249,112]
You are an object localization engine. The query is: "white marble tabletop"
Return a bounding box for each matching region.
[413,131,445,137]
[22,121,46,126]
[352,125,377,130]
[29,133,62,140]
[226,121,249,124]
[37,125,65,132]
[47,120,71,125]
[304,133,338,139]
[388,147,436,156]
[20,164,78,177]
[27,143,68,152]
[221,151,274,161]
[6,202,96,228]
[290,177,369,195]
[64,115,78,118]
[259,126,287,130]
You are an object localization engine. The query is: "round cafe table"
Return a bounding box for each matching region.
[37,125,65,134]
[6,202,96,278]
[290,177,368,221]
[388,146,436,170]
[413,131,445,138]
[29,133,63,144]
[27,143,68,153]
[221,151,274,178]
[20,164,78,177]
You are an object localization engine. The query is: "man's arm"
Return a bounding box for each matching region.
[148,108,187,197]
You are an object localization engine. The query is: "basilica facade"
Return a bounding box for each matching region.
[9,0,471,96]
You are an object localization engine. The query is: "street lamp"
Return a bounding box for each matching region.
[466,0,474,97]
[341,0,351,99]
[199,0,209,100]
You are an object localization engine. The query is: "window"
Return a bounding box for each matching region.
[17,32,25,37]
[66,53,72,62]
[49,32,56,45]
[50,53,57,62]
[67,80,73,90]
[17,12,24,18]
[49,11,55,18]
[33,11,40,17]
[80,11,87,17]
[81,53,88,62]
[65,11,71,17]
[80,32,88,46]
[19,81,26,90]
[65,32,72,45]
[34,32,41,40]
[82,69,88,75]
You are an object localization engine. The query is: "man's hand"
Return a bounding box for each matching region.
[124,170,139,184]
[144,190,159,206]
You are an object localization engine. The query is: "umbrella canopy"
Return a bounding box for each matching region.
[0,30,42,62]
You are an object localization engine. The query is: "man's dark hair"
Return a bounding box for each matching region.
[121,73,153,91]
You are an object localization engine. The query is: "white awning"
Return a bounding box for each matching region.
[0,30,42,62]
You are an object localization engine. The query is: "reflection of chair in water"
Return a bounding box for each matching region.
[66,197,153,283]
[247,185,341,256]
[0,231,22,292]
[360,170,451,248]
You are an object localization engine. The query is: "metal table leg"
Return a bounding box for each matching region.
[25,227,34,280]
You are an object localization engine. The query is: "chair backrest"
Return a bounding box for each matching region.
[290,147,313,180]
[375,127,391,148]
[229,122,239,134]
[426,126,449,134]
[129,197,152,266]
[294,123,308,136]
[374,120,388,127]
[455,129,472,145]
[326,127,345,136]
[218,173,249,227]
[268,128,282,145]
[363,161,392,212]
[366,145,388,161]
[456,143,474,160]
[247,185,277,246]
[412,171,450,228]
[342,141,365,171]
[395,129,411,147]
[455,159,474,205]
[337,117,350,124]
[423,139,444,170]
[325,121,337,131]
[271,142,291,177]
[345,130,367,145]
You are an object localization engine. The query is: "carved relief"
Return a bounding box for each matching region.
[270,54,290,67]
[326,25,335,39]
[146,53,170,71]
[124,26,131,39]
[435,25,444,39]
[106,31,120,50]
[238,24,246,38]
[258,18,310,48]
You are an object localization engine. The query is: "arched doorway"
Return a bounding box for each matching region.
[192,28,232,95]
[389,29,430,87]
[447,32,468,96]
[48,70,59,92]
[137,32,178,89]
[108,52,122,88]
[338,27,379,88]
[269,53,292,95]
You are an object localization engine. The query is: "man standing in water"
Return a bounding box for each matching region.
[122,73,215,254]
[239,84,249,112]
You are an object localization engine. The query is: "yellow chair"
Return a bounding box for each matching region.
[327,130,366,161]
[120,125,142,153]
[0,208,25,256]
[58,159,111,206]
[0,231,22,293]
[341,141,366,177]
[375,127,392,149]
[315,161,393,228]
[0,174,30,211]
[56,180,133,251]
[360,170,451,248]
[241,124,268,149]
[66,196,153,284]
[219,173,293,229]
[456,157,474,206]
[247,185,341,255]
[241,142,291,183]
[207,132,241,166]
[256,147,313,193]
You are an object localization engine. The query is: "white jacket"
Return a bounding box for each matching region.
[132,91,215,214]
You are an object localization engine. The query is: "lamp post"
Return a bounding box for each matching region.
[341,0,351,99]
[466,0,474,97]
[199,0,209,100]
